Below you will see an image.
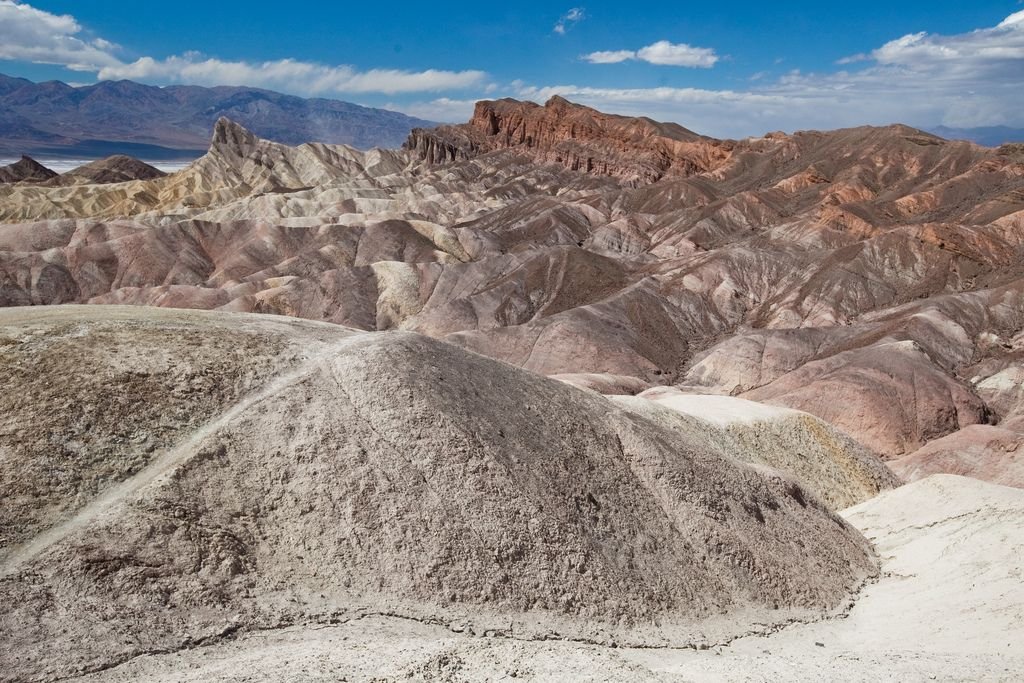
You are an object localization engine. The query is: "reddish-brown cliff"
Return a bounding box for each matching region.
[407,96,734,184]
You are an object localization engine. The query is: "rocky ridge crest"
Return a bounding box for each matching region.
[407,97,734,184]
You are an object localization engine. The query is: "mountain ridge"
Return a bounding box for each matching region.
[0,73,439,157]
[407,96,732,184]
[408,97,970,186]
[928,125,1024,147]
[0,155,58,183]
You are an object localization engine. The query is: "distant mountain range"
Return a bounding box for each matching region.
[927,125,1024,147]
[0,73,438,158]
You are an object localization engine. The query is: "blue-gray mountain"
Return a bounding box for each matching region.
[0,73,437,158]
[928,125,1024,147]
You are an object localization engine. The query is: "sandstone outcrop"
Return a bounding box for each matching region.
[407,97,733,184]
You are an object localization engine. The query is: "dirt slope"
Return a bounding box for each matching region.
[64,475,1024,682]
[615,388,899,509]
[0,305,877,682]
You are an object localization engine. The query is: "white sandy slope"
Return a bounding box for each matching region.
[638,389,802,427]
[73,474,1024,682]
[613,387,900,510]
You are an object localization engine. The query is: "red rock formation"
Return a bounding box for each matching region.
[408,96,734,184]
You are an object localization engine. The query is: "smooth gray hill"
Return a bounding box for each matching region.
[0,306,876,682]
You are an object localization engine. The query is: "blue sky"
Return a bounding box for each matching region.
[2,0,1023,137]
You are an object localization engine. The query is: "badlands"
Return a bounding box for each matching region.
[1,97,1023,681]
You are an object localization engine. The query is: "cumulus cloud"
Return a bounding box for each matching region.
[0,1,485,96]
[554,8,585,35]
[637,41,720,67]
[372,10,1024,137]
[98,54,486,95]
[869,12,1024,74]
[544,11,1024,136]
[0,0,121,70]
[583,40,719,68]
[584,49,636,64]
[399,97,481,123]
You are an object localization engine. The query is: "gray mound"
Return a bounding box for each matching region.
[70,475,1024,683]
[0,305,359,551]
[0,306,876,682]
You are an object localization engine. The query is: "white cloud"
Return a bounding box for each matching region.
[636,40,719,67]
[543,11,1024,136]
[999,10,1024,29]
[97,54,486,95]
[554,7,585,35]
[0,0,121,71]
[0,1,486,96]
[865,12,1024,76]
[835,53,868,65]
[583,50,635,64]
[583,40,719,68]
[398,97,480,123]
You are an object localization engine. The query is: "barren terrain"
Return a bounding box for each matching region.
[2,99,1023,478]
[66,475,1024,682]
[2,97,1024,681]
[2,305,883,682]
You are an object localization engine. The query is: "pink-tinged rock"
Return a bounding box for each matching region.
[890,424,1024,488]
[743,340,989,458]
